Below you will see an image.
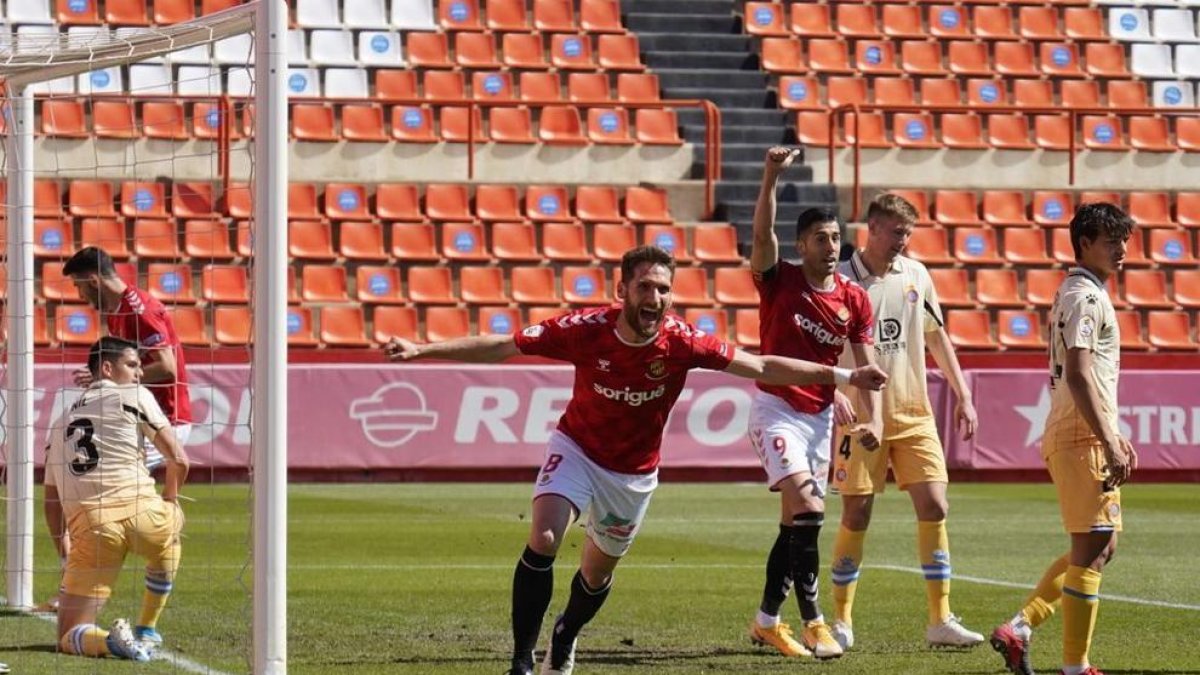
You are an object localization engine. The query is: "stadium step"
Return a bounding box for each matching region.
[721,161,813,182]
[623,13,741,34]
[682,123,791,144]
[654,69,769,90]
[620,0,733,16]
[662,87,775,109]
[633,33,753,53]
[677,108,789,127]
[643,51,757,70]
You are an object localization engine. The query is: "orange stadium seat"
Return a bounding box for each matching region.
[147,263,195,304]
[320,306,371,348]
[905,227,954,265]
[1032,191,1073,227]
[1177,192,1200,229]
[391,106,438,143]
[1116,311,1150,351]
[789,2,833,38]
[324,184,371,221]
[1025,269,1066,307]
[837,4,881,38]
[341,104,388,142]
[456,32,501,69]
[356,266,406,304]
[93,100,139,138]
[983,191,1032,227]
[491,222,541,261]
[141,101,188,139]
[154,0,196,24]
[1085,43,1130,78]
[167,307,208,346]
[856,40,899,74]
[1033,115,1072,151]
[1013,79,1054,108]
[132,219,180,259]
[373,306,418,343]
[563,267,608,305]
[69,180,116,217]
[475,185,523,222]
[288,183,322,220]
[593,223,637,262]
[1123,269,1173,309]
[119,181,167,218]
[486,0,529,30]
[511,266,560,305]
[796,111,832,146]
[936,190,984,226]
[550,34,595,70]
[1079,191,1121,208]
[1064,7,1105,41]
[714,267,758,306]
[843,112,890,148]
[760,38,806,74]
[930,5,968,39]
[543,222,591,262]
[407,266,457,304]
[489,107,536,143]
[948,41,992,77]
[425,183,474,222]
[618,73,661,103]
[825,76,866,108]
[946,310,998,350]
[1082,115,1129,151]
[1051,229,1076,265]
[941,114,987,149]
[1123,231,1151,267]
[288,220,336,260]
[1020,6,1061,39]
[882,5,925,39]
[671,267,713,306]
[291,104,338,141]
[875,77,916,106]
[441,222,490,261]
[407,32,453,68]
[56,305,101,346]
[644,224,690,262]
[968,79,1007,107]
[538,105,588,144]
[568,73,610,103]
[340,222,389,261]
[928,268,972,308]
[440,0,483,30]
[902,41,946,76]
[954,227,1002,265]
[425,70,466,100]
[998,310,1046,350]
[1040,43,1082,78]
[587,108,634,145]
[988,114,1035,150]
[1130,116,1175,152]
[424,307,471,342]
[285,307,320,347]
[581,0,623,33]
[520,72,563,101]
[1003,228,1052,266]
[41,261,82,302]
[480,307,522,335]
[201,264,249,304]
[919,79,961,107]
[200,0,239,16]
[42,100,88,138]
[460,266,509,304]
[735,309,760,348]
[301,265,349,303]
[79,218,129,258]
[974,6,1015,39]
[1171,269,1200,308]
[376,70,418,99]
[34,218,73,258]
[636,109,683,145]
[1177,118,1200,152]
[684,309,729,340]
[598,34,644,71]
[995,42,1037,77]
[473,71,515,101]
[503,32,550,69]
[1148,230,1195,265]
[1062,80,1101,109]
[191,102,232,141]
[181,218,232,260]
[745,2,789,37]
[34,180,63,217]
[625,187,673,224]
[887,189,932,224]
[525,185,573,222]
[1108,80,1148,109]
[376,184,425,222]
[693,226,742,264]
[1148,312,1196,350]
[975,268,1023,307]
[58,0,101,25]
[223,183,252,220]
[1128,191,1176,228]
[808,39,854,74]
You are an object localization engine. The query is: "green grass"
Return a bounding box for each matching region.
[2,483,1198,674]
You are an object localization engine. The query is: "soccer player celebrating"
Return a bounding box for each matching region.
[744,147,880,660]
[990,204,1137,675]
[828,193,985,649]
[63,246,193,472]
[44,336,190,660]
[385,246,888,675]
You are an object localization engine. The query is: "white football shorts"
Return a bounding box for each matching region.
[144,423,191,471]
[747,392,833,495]
[532,431,658,558]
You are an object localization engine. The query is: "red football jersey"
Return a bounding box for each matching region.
[106,287,193,424]
[754,261,873,414]
[514,307,735,474]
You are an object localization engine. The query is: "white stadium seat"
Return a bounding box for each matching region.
[287,67,321,97]
[167,42,211,65]
[309,29,357,66]
[296,0,342,28]
[288,29,309,65]
[214,33,255,64]
[1152,9,1197,42]
[357,31,404,66]
[1152,81,1196,108]
[1131,43,1175,78]
[15,24,57,55]
[392,0,436,30]
[322,67,369,98]
[226,66,254,96]
[29,76,75,95]
[66,26,111,49]
[176,65,223,95]
[116,27,164,62]
[344,0,389,29]
[7,0,53,24]
[129,63,173,94]
[77,66,123,95]
[1174,44,1200,78]
[1108,8,1152,41]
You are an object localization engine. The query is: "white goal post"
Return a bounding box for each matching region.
[1,1,288,672]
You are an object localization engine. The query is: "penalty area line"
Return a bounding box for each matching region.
[1,596,234,675]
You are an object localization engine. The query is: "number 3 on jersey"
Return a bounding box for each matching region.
[66,418,100,475]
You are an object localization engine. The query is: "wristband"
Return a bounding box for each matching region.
[833,367,852,386]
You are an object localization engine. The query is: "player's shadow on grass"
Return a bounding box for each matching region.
[3,645,58,654]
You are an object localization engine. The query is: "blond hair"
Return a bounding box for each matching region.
[866,193,919,225]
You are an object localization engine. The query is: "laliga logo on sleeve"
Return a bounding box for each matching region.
[349,383,438,447]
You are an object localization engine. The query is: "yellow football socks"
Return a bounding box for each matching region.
[1061,565,1102,668]
[60,624,110,657]
[139,571,174,630]
[1020,554,1068,628]
[917,520,951,625]
[831,525,865,625]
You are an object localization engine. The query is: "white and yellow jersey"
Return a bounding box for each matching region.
[838,251,944,437]
[45,381,170,526]
[1044,267,1121,455]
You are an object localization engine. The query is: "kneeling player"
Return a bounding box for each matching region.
[386,245,888,675]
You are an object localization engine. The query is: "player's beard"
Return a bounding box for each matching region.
[624,303,665,340]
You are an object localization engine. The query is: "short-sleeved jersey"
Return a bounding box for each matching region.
[107,286,192,424]
[1044,267,1121,455]
[513,307,735,474]
[838,251,944,436]
[45,381,170,526]
[755,261,873,414]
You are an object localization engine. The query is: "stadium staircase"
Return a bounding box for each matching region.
[620,0,837,249]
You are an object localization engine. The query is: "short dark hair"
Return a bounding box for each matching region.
[620,245,676,282]
[87,336,139,378]
[1070,202,1134,259]
[795,206,839,241]
[62,246,117,279]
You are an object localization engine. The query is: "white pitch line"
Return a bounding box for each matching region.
[1,596,235,675]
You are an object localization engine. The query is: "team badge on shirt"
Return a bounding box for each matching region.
[836,306,851,324]
[522,325,545,338]
[646,358,667,380]
[905,286,919,304]
[1079,316,1095,337]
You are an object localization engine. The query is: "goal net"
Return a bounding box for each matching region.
[0,2,287,672]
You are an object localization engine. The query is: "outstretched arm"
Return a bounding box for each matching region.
[750,147,802,273]
[385,334,520,364]
[724,349,887,390]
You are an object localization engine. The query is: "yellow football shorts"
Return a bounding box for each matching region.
[1044,442,1122,534]
[831,421,948,495]
[63,499,182,599]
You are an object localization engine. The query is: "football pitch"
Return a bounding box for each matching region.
[1,482,1197,674]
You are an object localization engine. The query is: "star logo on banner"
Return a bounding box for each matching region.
[1014,386,1053,447]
